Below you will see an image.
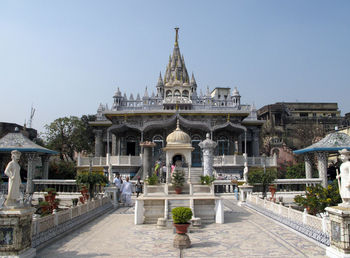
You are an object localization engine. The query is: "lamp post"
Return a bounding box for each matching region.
[262,153,267,198]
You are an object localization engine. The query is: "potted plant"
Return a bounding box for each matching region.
[172,169,185,194]
[268,184,277,202]
[172,207,193,234]
[145,174,158,185]
[200,175,215,185]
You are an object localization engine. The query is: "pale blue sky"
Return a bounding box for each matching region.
[1,0,349,134]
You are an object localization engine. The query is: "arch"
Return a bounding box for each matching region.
[182,90,189,98]
[166,90,172,97]
[174,90,181,97]
[191,134,202,167]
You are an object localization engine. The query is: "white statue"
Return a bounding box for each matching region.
[243,162,249,185]
[5,150,22,207]
[338,149,350,207]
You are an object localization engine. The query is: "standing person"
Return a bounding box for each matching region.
[120,176,133,206]
[135,177,142,197]
[5,150,22,207]
[113,173,121,203]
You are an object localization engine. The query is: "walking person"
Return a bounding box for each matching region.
[121,176,133,206]
[113,173,121,203]
[136,177,142,197]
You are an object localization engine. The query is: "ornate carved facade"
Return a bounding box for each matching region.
[90,29,264,175]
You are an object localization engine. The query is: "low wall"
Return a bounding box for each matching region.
[32,196,112,249]
[246,194,330,246]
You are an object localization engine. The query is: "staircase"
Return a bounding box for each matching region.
[184,167,203,184]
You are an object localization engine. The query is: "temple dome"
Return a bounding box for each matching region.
[166,120,191,145]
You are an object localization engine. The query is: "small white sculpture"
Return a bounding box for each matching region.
[243,162,249,185]
[5,150,22,207]
[337,149,350,207]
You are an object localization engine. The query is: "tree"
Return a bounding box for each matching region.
[285,162,305,179]
[45,115,95,161]
[294,180,341,215]
[49,160,76,179]
[248,168,277,197]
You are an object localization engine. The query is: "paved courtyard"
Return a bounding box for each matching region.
[37,198,326,257]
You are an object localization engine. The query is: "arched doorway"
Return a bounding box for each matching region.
[153,135,164,159]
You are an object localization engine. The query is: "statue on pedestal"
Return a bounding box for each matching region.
[337,149,350,207]
[243,162,249,185]
[4,150,22,207]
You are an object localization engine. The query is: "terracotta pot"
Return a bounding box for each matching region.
[175,187,182,194]
[79,196,85,204]
[45,195,50,202]
[174,223,190,234]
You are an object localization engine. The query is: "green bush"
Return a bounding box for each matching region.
[76,172,108,198]
[145,174,158,185]
[172,169,185,188]
[248,168,277,197]
[172,207,193,224]
[294,180,341,215]
[200,175,215,185]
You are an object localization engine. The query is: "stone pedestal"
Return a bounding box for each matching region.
[0,207,36,258]
[157,218,167,229]
[326,206,350,258]
[173,233,191,249]
[238,185,253,206]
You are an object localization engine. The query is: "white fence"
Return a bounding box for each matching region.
[32,196,112,248]
[247,194,328,232]
[214,155,277,167]
[78,155,142,167]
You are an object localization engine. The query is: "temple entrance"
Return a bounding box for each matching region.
[192,140,201,167]
[172,155,183,166]
[126,142,136,156]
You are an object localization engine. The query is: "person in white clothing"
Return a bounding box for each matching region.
[121,176,133,206]
[113,173,121,203]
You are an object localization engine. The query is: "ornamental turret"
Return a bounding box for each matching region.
[156,72,164,97]
[232,87,241,106]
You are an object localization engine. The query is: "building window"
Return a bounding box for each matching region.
[300,113,308,117]
[182,90,189,98]
[166,90,172,97]
[174,90,181,97]
[217,136,229,156]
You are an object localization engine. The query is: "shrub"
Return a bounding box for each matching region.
[172,169,185,188]
[172,207,193,224]
[76,172,108,199]
[248,168,277,197]
[145,174,158,185]
[200,175,216,185]
[294,180,341,215]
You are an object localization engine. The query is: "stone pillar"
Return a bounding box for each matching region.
[42,155,50,179]
[326,206,350,257]
[140,142,156,179]
[199,133,217,177]
[316,152,328,188]
[238,185,253,206]
[238,134,243,154]
[94,130,103,157]
[112,134,117,156]
[0,207,36,257]
[252,129,260,157]
[305,153,313,179]
[26,153,37,194]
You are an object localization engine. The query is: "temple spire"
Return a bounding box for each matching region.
[175,27,179,46]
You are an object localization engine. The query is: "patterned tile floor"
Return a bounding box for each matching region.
[37,198,326,258]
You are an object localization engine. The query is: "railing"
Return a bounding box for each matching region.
[32,197,112,248]
[33,179,79,193]
[78,155,142,167]
[33,179,105,194]
[213,180,242,194]
[246,194,329,246]
[213,155,277,167]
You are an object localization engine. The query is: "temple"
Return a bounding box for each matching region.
[79,28,273,178]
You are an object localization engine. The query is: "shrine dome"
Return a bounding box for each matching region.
[166,120,191,145]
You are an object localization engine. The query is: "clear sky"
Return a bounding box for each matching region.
[1,0,349,134]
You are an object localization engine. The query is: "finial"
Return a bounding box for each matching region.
[176,118,180,129]
[175,27,179,45]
